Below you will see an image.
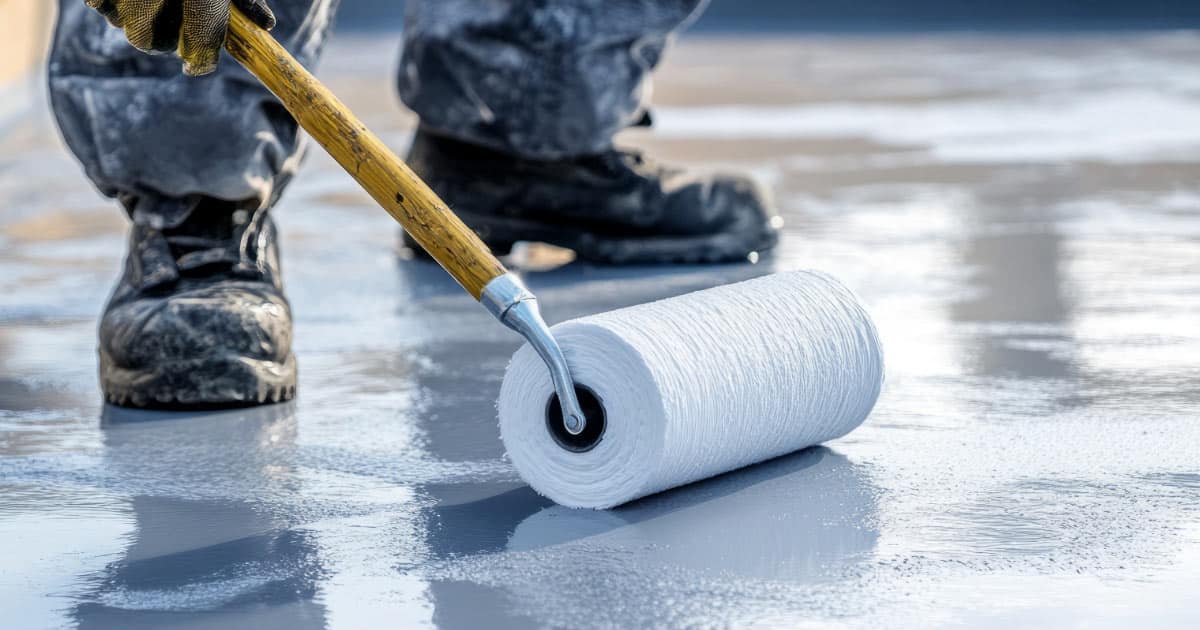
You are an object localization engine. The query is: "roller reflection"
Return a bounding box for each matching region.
[422,447,878,628]
[508,446,878,581]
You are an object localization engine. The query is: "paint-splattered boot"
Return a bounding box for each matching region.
[99,195,296,408]
[401,129,781,264]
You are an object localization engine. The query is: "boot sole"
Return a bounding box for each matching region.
[100,351,298,409]
[404,209,779,265]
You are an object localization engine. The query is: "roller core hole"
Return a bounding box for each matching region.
[546,385,606,453]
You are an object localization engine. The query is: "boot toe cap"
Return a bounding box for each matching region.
[681,174,782,252]
[101,282,293,370]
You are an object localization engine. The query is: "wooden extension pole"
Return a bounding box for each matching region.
[225,7,507,299]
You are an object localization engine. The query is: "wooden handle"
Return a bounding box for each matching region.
[225,8,507,299]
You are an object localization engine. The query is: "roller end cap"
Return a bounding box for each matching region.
[546,385,606,453]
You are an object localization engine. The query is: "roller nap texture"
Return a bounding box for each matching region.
[498,271,885,509]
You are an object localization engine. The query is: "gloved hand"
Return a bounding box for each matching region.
[85,0,276,76]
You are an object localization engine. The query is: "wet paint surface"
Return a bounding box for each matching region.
[2,33,1199,628]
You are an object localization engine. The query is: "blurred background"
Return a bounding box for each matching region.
[5,0,1199,93]
[6,0,1200,75]
[336,0,1200,31]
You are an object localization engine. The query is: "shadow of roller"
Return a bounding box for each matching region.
[507,446,878,581]
[421,483,555,559]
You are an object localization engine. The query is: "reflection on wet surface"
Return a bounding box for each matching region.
[77,407,326,629]
[3,33,1200,628]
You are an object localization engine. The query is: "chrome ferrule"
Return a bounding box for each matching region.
[481,273,586,435]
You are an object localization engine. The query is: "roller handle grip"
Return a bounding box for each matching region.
[225,7,507,299]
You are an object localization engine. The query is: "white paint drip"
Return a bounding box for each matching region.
[498,271,885,509]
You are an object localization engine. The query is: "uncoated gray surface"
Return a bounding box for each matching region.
[2,32,1200,629]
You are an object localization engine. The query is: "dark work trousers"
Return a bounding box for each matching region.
[49,0,708,210]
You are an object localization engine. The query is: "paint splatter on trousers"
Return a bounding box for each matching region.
[48,0,707,207]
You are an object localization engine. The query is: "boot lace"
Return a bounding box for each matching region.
[166,205,269,278]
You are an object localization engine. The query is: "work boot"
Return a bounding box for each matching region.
[401,130,781,264]
[99,195,296,408]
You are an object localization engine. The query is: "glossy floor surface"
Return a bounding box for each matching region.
[2,33,1199,629]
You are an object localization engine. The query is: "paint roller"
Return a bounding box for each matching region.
[225,10,884,508]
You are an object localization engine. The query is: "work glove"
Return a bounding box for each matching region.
[85,0,276,76]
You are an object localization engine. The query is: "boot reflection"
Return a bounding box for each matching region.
[74,403,327,629]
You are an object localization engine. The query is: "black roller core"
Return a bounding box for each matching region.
[546,385,606,453]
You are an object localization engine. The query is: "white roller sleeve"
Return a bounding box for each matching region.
[498,270,885,509]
